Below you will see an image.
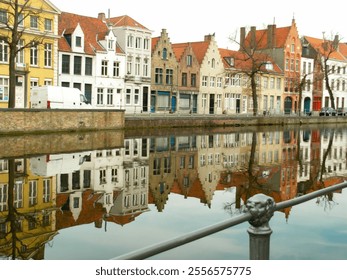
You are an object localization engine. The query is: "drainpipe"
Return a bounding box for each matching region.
[245,193,275,260]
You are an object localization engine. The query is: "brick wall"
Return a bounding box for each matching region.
[0,109,125,134]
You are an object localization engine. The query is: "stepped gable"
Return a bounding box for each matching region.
[59,12,109,55]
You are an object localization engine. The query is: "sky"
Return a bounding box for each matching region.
[51,0,346,49]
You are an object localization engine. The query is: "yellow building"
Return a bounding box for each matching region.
[0,0,60,108]
[0,158,57,259]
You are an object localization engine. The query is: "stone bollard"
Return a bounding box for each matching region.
[245,194,276,260]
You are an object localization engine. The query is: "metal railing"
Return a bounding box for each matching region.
[112,181,347,260]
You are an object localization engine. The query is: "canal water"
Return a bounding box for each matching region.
[1,124,347,260]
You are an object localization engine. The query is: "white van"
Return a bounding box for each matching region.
[30,86,92,109]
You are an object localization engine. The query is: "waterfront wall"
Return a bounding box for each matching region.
[0,109,125,134]
[125,114,347,130]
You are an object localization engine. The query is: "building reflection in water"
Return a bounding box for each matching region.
[0,126,346,259]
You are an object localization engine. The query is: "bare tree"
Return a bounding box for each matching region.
[0,0,44,108]
[319,34,340,109]
[227,28,274,116]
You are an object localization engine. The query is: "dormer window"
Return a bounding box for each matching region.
[108,39,114,50]
[265,62,273,70]
[226,57,234,67]
[76,36,82,47]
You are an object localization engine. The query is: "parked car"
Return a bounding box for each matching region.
[337,107,347,116]
[319,107,337,116]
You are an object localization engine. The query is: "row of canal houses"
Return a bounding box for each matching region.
[1,0,347,113]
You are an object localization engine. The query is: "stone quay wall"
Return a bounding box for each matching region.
[0,109,125,134]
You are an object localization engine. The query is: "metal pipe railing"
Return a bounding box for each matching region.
[113,181,347,260]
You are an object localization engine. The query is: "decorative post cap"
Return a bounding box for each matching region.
[245,194,276,233]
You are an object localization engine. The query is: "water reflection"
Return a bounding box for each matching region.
[0,126,347,259]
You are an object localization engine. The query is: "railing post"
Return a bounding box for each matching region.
[245,194,275,260]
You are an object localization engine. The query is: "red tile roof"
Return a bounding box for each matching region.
[304,36,346,61]
[108,15,149,30]
[59,12,109,55]
[172,40,210,65]
[244,26,291,49]
[219,48,283,73]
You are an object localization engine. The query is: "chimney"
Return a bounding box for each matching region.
[267,24,276,48]
[333,34,339,50]
[250,26,256,49]
[204,33,215,42]
[98,12,106,22]
[240,27,246,49]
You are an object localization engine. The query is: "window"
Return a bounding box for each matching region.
[135,57,140,75]
[270,77,275,89]
[62,55,70,74]
[108,39,114,50]
[276,78,281,90]
[202,76,208,87]
[0,40,8,62]
[85,57,92,75]
[217,77,222,87]
[164,157,171,173]
[155,68,163,84]
[30,43,38,66]
[136,37,141,49]
[166,69,173,85]
[202,93,207,108]
[18,13,24,27]
[210,76,215,87]
[182,72,187,86]
[107,88,113,105]
[127,35,133,47]
[29,181,37,207]
[144,38,149,50]
[75,36,82,47]
[43,179,51,203]
[97,88,104,105]
[44,18,52,31]
[143,58,149,76]
[127,56,132,74]
[162,48,167,60]
[126,88,131,104]
[187,55,192,66]
[285,59,289,70]
[16,40,24,64]
[303,61,306,74]
[216,94,221,107]
[113,61,120,77]
[211,58,215,68]
[30,16,38,29]
[101,60,108,76]
[0,77,9,101]
[0,10,7,24]
[74,56,82,74]
[44,43,52,67]
[191,74,196,87]
[134,88,139,105]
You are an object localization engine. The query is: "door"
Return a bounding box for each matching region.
[171,96,176,113]
[142,86,149,112]
[304,97,311,114]
[209,94,215,114]
[284,97,292,114]
[236,98,241,114]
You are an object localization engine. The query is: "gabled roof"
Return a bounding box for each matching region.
[108,15,149,30]
[219,48,283,74]
[244,26,291,50]
[304,36,346,61]
[59,12,109,55]
[172,40,210,65]
[171,43,188,62]
[151,37,160,53]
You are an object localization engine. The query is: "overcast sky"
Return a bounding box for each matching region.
[50,0,347,49]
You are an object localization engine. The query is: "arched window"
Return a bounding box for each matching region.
[162,48,167,60]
